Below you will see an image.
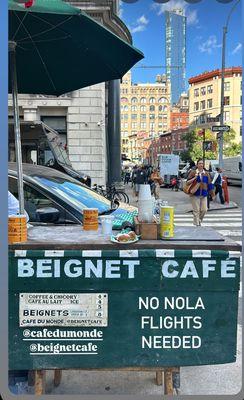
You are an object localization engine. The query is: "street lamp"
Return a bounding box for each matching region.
[219,0,240,168]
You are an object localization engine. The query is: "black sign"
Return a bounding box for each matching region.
[212,125,230,132]
[207,117,220,123]
[203,141,214,151]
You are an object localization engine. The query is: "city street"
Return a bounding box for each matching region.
[40,185,242,396]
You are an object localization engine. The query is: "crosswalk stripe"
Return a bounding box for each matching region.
[217,230,242,237]
[175,211,242,217]
[175,222,242,227]
[174,217,241,221]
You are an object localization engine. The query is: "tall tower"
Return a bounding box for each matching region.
[165,8,186,105]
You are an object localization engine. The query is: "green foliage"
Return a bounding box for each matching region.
[223,129,242,156]
[181,127,241,161]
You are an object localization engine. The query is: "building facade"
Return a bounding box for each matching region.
[120,72,171,163]
[165,9,186,105]
[188,67,242,143]
[8,0,131,185]
[170,93,189,131]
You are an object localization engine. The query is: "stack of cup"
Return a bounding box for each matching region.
[138,184,153,223]
[8,215,27,244]
[83,208,98,231]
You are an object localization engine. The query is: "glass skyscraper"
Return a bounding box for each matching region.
[165,9,186,105]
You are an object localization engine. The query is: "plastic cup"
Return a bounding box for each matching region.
[138,184,152,200]
[100,215,114,236]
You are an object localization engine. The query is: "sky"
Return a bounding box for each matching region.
[119,0,242,88]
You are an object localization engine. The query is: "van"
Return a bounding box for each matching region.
[223,156,242,186]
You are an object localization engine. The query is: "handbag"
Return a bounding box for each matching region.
[183,178,200,195]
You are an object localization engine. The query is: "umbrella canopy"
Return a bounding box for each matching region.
[9,0,144,95]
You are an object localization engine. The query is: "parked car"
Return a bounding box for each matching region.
[8,121,91,187]
[8,163,137,229]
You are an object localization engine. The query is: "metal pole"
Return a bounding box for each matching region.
[202,128,206,166]
[219,0,240,168]
[9,41,25,215]
[219,27,226,169]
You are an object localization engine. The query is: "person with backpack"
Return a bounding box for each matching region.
[212,167,225,204]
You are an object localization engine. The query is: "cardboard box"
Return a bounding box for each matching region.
[134,216,160,240]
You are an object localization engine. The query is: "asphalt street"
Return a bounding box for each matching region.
[40,185,242,396]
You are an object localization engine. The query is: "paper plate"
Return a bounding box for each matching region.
[110,235,139,244]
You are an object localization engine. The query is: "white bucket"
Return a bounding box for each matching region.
[138,184,152,200]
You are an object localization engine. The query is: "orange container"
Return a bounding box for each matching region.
[8,215,27,244]
[83,208,98,231]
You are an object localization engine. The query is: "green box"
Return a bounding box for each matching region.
[9,248,240,370]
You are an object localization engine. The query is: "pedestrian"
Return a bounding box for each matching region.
[150,167,162,199]
[186,159,215,226]
[124,167,131,185]
[134,165,147,199]
[212,167,225,204]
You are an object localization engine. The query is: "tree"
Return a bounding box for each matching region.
[223,129,242,156]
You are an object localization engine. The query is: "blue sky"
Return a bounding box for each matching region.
[119,0,242,87]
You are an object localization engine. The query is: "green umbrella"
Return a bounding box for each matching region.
[9,0,144,214]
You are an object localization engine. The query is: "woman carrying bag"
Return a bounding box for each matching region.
[186,159,215,226]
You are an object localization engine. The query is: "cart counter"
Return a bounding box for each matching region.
[9,225,241,370]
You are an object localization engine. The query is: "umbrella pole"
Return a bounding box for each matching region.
[9,41,25,215]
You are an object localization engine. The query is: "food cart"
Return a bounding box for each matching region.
[9,225,241,395]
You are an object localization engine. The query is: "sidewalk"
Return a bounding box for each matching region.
[123,183,238,213]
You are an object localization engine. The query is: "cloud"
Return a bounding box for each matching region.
[129,14,149,34]
[152,0,199,26]
[137,15,149,25]
[198,35,222,54]
[232,43,242,55]
[118,0,123,19]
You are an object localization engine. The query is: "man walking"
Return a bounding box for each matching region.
[212,167,225,204]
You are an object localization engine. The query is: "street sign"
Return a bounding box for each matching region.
[207,117,220,123]
[211,125,230,132]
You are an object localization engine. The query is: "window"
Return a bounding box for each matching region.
[200,87,206,95]
[121,97,128,103]
[131,131,136,136]
[224,111,230,121]
[149,97,155,104]
[224,96,230,105]
[140,105,146,112]
[149,105,155,112]
[207,85,213,94]
[131,114,137,120]
[140,122,146,129]
[140,97,146,103]
[194,88,199,97]
[158,122,163,128]
[194,116,199,124]
[159,105,167,112]
[124,122,128,128]
[194,102,199,111]
[8,177,77,224]
[140,114,146,120]
[201,100,205,110]
[131,122,137,129]
[131,97,137,103]
[158,97,167,103]
[131,105,137,112]
[200,115,205,124]
[224,82,230,91]
[149,122,155,129]
[149,114,155,120]
[207,99,213,108]
[158,115,163,120]
[124,114,128,120]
